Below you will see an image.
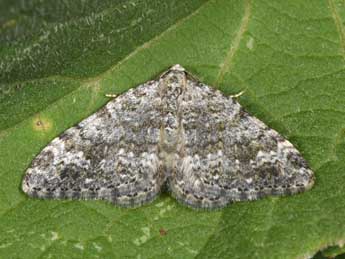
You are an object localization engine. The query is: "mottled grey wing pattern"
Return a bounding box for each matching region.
[23,80,165,207]
[23,64,315,209]
[170,79,314,209]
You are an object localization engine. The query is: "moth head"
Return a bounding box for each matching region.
[170,64,185,72]
[158,65,187,97]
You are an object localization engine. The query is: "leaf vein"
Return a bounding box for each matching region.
[214,0,252,86]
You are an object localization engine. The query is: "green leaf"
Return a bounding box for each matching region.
[319,245,345,258]
[1,0,345,258]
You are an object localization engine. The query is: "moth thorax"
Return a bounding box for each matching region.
[161,127,179,151]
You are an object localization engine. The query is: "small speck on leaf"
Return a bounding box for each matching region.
[159,228,167,236]
[32,116,52,132]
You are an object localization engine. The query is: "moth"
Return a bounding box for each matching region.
[22,65,314,209]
